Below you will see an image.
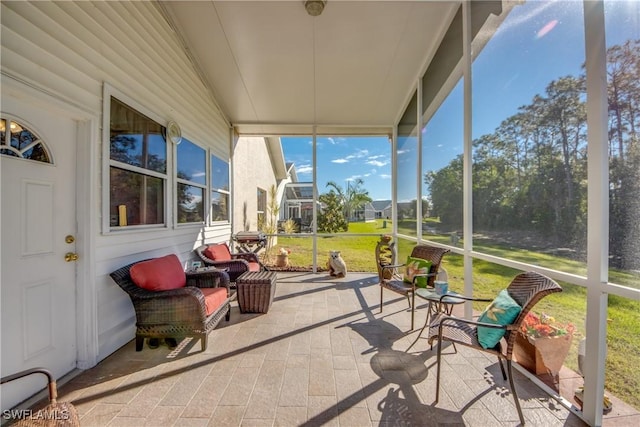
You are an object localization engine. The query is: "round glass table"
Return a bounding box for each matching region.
[407,288,466,350]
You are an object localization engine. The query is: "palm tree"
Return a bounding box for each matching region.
[325,179,372,222]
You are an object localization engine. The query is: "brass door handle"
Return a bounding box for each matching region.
[65,252,79,262]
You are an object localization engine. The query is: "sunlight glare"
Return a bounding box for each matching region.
[536,19,558,39]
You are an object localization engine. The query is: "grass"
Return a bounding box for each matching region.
[264,218,640,410]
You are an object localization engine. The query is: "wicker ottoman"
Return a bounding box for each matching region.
[236,271,277,313]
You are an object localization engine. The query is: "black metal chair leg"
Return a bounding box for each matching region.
[507,360,525,425]
[435,336,443,403]
[407,309,431,351]
[497,356,507,381]
[410,292,415,330]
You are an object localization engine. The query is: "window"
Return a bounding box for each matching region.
[0,117,52,163]
[397,91,419,237]
[109,97,166,227]
[472,1,587,265]
[211,154,229,222]
[423,80,463,244]
[176,138,206,224]
[257,187,266,229]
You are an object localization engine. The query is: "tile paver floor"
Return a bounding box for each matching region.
[17,272,634,426]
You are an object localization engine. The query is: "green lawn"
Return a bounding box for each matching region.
[265,219,640,409]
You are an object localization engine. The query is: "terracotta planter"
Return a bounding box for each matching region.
[514,332,573,376]
[275,254,289,267]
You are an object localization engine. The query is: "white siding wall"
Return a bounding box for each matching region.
[232,137,278,234]
[1,1,232,362]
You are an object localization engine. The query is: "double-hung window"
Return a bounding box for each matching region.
[211,154,230,222]
[176,138,206,224]
[109,97,167,228]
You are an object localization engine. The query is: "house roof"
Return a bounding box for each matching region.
[371,200,392,211]
[160,1,508,136]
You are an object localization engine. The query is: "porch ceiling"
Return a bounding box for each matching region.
[160,1,459,135]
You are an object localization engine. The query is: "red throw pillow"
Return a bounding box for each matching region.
[203,244,232,261]
[200,287,228,316]
[130,254,186,291]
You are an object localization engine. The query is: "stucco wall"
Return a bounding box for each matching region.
[232,137,278,234]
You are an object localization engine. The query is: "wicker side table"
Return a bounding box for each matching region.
[236,271,277,313]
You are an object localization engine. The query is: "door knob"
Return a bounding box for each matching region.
[65,252,79,262]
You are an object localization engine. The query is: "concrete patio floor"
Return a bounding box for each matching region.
[23,273,600,426]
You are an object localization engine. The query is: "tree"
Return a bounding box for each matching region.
[317,191,348,233]
[423,39,639,268]
[325,179,372,222]
[424,155,463,228]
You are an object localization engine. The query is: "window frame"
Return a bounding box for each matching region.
[0,116,54,164]
[102,84,171,233]
[174,137,207,226]
[210,153,230,224]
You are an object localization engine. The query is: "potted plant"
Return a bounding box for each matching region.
[514,311,575,379]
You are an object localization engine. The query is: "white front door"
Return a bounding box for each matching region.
[1,94,78,410]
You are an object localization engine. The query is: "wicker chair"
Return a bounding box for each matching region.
[195,243,266,283]
[375,239,450,330]
[110,258,233,352]
[1,367,79,427]
[427,271,562,425]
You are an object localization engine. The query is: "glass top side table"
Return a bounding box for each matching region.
[407,288,466,351]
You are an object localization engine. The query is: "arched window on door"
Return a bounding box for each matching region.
[0,117,52,164]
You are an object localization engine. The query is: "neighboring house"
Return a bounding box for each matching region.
[232,136,288,234]
[371,200,393,219]
[352,200,391,222]
[232,144,319,235]
[351,203,374,222]
[281,181,317,232]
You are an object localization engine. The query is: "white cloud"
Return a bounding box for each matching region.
[192,171,206,177]
[379,174,391,179]
[345,149,370,160]
[297,165,313,174]
[332,158,349,164]
[367,160,387,167]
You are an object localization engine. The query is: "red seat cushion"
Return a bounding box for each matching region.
[130,254,186,291]
[203,244,232,261]
[200,287,228,316]
[248,261,261,272]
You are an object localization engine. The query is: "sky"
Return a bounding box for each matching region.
[281,0,639,202]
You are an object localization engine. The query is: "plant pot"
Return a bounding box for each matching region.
[514,332,573,377]
[276,254,289,267]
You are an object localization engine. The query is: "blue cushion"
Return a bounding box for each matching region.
[477,289,522,349]
[403,256,432,288]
